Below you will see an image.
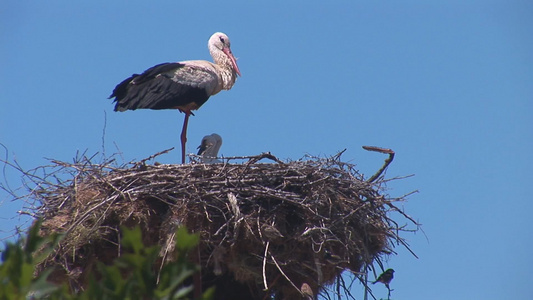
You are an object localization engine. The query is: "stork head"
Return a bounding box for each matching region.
[197,133,223,157]
[208,32,241,77]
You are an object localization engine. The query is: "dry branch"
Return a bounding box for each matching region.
[362,146,395,183]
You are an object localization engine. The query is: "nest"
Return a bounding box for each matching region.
[27,149,418,299]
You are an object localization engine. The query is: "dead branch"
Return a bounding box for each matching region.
[363,146,395,183]
[133,147,175,167]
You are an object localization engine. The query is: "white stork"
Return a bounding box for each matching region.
[109,32,241,164]
[197,133,223,164]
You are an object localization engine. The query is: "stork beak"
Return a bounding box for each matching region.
[223,47,241,77]
[197,141,207,155]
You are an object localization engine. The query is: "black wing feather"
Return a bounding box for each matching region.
[109,62,211,112]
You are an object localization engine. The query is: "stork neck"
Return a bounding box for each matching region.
[210,48,237,90]
[219,61,237,90]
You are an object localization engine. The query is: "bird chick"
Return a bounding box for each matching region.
[197,133,222,164]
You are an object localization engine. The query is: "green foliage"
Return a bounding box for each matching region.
[0,222,213,300]
[0,220,63,299]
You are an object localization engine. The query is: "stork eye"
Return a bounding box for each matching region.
[219,37,225,43]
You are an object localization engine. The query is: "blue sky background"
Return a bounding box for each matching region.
[1,1,532,299]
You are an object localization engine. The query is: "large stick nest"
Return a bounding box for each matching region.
[27,150,417,299]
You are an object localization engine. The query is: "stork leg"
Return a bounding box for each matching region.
[180,111,191,164]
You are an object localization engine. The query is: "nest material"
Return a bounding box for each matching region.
[33,151,416,299]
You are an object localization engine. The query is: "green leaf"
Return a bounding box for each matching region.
[198,287,215,300]
[175,227,199,252]
[1,223,208,300]
[28,269,61,298]
[119,226,144,254]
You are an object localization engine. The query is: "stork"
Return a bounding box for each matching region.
[197,133,223,164]
[109,32,241,163]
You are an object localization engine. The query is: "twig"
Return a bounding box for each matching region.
[245,152,285,165]
[101,110,107,158]
[188,152,285,165]
[332,149,347,161]
[270,254,301,296]
[133,147,175,167]
[362,146,395,183]
[263,241,270,291]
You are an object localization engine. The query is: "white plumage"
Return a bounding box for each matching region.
[197,133,223,164]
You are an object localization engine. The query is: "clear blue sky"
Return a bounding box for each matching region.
[1,1,532,299]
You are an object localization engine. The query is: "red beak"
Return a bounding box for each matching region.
[223,47,241,77]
